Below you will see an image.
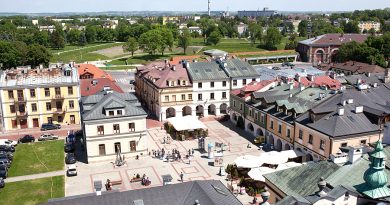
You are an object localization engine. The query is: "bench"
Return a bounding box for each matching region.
[110,180,122,186]
[130,178,142,183]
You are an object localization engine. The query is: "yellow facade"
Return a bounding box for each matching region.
[1,85,80,130]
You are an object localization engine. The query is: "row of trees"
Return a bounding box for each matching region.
[334,33,390,67]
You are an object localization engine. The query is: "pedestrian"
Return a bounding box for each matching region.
[163,137,166,144]
[192,148,194,155]
[188,156,191,165]
[188,149,191,156]
[180,172,184,182]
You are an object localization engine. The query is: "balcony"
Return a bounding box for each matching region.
[16,111,28,118]
[52,94,64,100]
[13,96,26,103]
[54,107,66,114]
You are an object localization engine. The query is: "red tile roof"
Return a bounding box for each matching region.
[294,75,341,90]
[77,64,113,81]
[80,78,123,96]
[170,55,202,65]
[231,80,276,99]
[319,61,384,74]
[301,33,368,46]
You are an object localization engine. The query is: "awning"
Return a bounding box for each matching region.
[167,116,207,131]
[234,155,263,168]
[276,162,302,171]
[259,151,289,165]
[248,167,276,182]
[279,150,304,159]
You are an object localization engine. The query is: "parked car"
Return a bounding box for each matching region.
[0,159,10,168]
[282,61,295,67]
[65,153,76,164]
[129,80,135,85]
[0,177,4,188]
[38,134,58,141]
[18,135,35,143]
[0,165,8,179]
[0,154,11,164]
[64,143,75,153]
[0,152,13,161]
[0,145,15,152]
[40,123,61,131]
[67,164,77,176]
[0,139,18,147]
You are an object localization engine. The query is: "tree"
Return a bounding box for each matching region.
[298,20,308,37]
[207,30,221,46]
[85,25,97,43]
[79,32,87,46]
[248,22,262,46]
[158,28,174,55]
[285,33,298,50]
[139,30,162,55]
[66,29,81,45]
[0,41,23,69]
[343,21,360,33]
[49,30,65,49]
[333,41,386,67]
[178,28,191,54]
[26,44,51,67]
[123,37,138,56]
[264,27,282,50]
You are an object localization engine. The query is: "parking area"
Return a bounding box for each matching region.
[64,120,263,204]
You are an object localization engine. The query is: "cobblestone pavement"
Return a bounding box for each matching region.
[65,120,262,205]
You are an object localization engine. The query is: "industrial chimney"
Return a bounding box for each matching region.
[208,0,211,16]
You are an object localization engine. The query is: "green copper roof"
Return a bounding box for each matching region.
[371,140,387,159]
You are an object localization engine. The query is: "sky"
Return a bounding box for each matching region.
[0,0,389,13]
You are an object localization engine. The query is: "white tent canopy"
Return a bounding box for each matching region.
[280,150,304,159]
[234,155,263,168]
[248,167,276,182]
[167,116,207,131]
[258,151,289,165]
[276,162,302,171]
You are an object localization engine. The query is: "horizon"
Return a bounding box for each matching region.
[1,0,389,13]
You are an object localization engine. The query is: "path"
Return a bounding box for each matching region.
[52,42,122,55]
[5,170,64,183]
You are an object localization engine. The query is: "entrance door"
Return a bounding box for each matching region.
[33,118,39,128]
[20,119,28,129]
[70,115,75,124]
[130,141,136,152]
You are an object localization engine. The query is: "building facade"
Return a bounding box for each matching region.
[81,92,147,163]
[358,21,381,33]
[0,66,81,131]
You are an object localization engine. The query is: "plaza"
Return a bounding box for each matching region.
[65,119,263,204]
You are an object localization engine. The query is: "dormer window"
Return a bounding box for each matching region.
[166,81,169,86]
[117,110,122,115]
[171,81,174,86]
[177,80,181,85]
[109,111,114,116]
[182,80,186,85]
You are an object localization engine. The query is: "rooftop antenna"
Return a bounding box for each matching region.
[208,0,211,16]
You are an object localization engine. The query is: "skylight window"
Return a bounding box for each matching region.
[211,185,228,196]
[134,199,144,205]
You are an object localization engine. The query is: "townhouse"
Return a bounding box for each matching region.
[81,92,147,163]
[0,65,81,131]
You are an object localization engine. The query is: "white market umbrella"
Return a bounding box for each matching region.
[234,155,263,168]
[248,167,276,182]
[276,162,302,171]
[259,151,289,165]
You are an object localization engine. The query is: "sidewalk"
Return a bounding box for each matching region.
[5,170,64,183]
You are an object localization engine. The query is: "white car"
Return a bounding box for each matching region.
[67,165,77,177]
[38,134,58,141]
[0,139,17,147]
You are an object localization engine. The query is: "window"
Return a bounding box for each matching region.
[68,86,73,95]
[278,124,282,134]
[44,88,50,97]
[233,100,236,107]
[172,95,176,101]
[114,142,121,153]
[99,144,106,156]
[181,94,185,101]
[260,115,264,123]
[222,92,226,99]
[287,129,291,138]
[117,110,122,115]
[188,94,192,100]
[56,101,62,109]
[47,117,53,124]
[211,82,214,88]
[8,90,14,99]
[222,81,227,87]
[55,87,61,96]
[177,80,181,86]
[11,119,17,128]
[46,102,51,111]
[69,100,74,109]
[249,110,252,116]
[19,104,25,113]
[320,140,325,150]
[308,134,313,144]
[240,104,243,110]
[233,80,237,86]
[166,81,169,86]
[165,96,169,102]
[270,120,274,129]
[341,143,347,147]
[198,94,202,100]
[170,81,174,86]
[255,113,258,120]
[252,78,256,82]
[130,141,136,152]
[243,79,247,85]
[30,89,36,98]
[210,93,214,100]
[361,140,367,145]
[182,80,186,86]
[10,105,15,113]
[113,124,120,134]
[299,130,303,139]
[57,116,63,123]
[109,111,114,116]
[129,123,135,132]
[97,126,104,135]
[198,82,202,88]
[31,103,37,112]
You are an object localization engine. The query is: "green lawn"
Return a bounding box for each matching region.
[8,140,65,177]
[191,38,266,53]
[0,176,64,205]
[50,42,124,63]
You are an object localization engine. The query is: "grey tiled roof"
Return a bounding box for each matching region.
[46,180,242,205]
[81,92,146,121]
[187,62,229,81]
[264,161,340,198]
[224,59,260,78]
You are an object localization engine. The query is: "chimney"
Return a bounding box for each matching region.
[367,72,371,77]
[289,93,293,98]
[300,84,305,91]
[347,99,353,104]
[308,74,315,82]
[172,65,176,71]
[356,78,362,85]
[194,200,200,205]
[295,74,300,82]
[289,83,294,90]
[316,177,327,197]
[338,107,345,116]
[355,106,363,113]
[348,146,363,164]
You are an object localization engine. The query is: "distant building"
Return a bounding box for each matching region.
[358,21,381,33]
[318,61,385,76]
[296,33,368,64]
[32,19,38,25]
[81,92,147,163]
[102,20,118,29]
[0,65,81,131]
[237,23,248,36]
[237,8,278,18]
[178,25,202,35]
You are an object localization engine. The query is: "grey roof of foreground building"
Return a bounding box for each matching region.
[45,180,243,205]
[187,61,229,81]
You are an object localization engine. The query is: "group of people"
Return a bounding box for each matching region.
[162,136,171,144]
[151,148,182,162]
[141,174,151,186]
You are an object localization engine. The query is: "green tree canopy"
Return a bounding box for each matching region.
[26,44,52,67]
[264,27,282,50]
[298,20,308,37]
[178,28,192,54]
[123,37,139,56]
[207,30,221,46]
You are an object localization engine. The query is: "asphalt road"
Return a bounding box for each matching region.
[106,70,135,93]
